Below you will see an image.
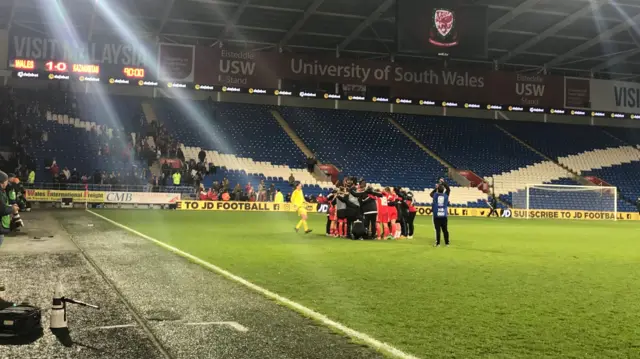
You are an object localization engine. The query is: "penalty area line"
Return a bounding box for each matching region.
[86,209,420,359]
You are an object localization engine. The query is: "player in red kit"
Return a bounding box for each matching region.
[328,192,338,237]
[376,190,389,239]
[385,187,399,239]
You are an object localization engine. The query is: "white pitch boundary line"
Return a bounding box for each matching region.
[85,324,138,331]
[184,321,249,332]
[86,209,421,359]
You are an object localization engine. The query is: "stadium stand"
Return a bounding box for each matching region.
[180,145,327,197]
[602,127,640,147]
[3,85,638,212]
[393,115,545,177]
[585,162,640,212]
[499,122,623,158]
[558,146,640,174]
[278,108,451,185]
[31,112,147,184]
[154,100,306,168]
[74,94,146,134]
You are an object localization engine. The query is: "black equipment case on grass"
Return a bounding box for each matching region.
[0,301,42,338]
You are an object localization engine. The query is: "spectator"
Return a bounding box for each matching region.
[208,188,218,201]
[223,177,229,192]
[70,168,79,183]
[172,171,181,186]
[93,170,102,185]
[306,156,317,173]
[198,150,206,163]
[50,159,59,178]
[233,183,242,201]
[62,167,71,182]
[258,180,266,202]
[285,192,291,202]
[267,183,275,202]
[221,191,230,201]
[288,173,295,187]
[27,169,35,186]
[245,182,252,196]
[274,189,284,203]
[198,184,208,200]
[177,147,185,162]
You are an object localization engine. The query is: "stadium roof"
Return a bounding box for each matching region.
[4,0,640,81]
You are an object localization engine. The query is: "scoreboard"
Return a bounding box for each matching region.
[10,58,155,86]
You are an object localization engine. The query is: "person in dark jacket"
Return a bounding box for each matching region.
[5,173,24,230]
[406,193,417,239]
[394,188,410,238]
[486,194,499,217]
[350,181,382,239]
[0,171,19,247]
[336,185,360,239]
[430,180,451,247]
[335,187,348,237]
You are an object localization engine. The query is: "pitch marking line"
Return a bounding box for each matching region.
[87,209,420,359]
[85,324,138,331]
[184,321,249,332]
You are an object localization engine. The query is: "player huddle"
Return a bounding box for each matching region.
[289,177,452,244]
[325,179,417,240]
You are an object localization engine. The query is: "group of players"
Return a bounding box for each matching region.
[325,178,418,240]
[290,177,452,245]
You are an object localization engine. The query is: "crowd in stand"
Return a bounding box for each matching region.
[0,87,38,183]
[192,170,338,203]
[197,178,290,203]
[0,84,162,189]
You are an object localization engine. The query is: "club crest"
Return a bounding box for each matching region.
[434,9,454,37]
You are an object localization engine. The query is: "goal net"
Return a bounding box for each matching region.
[511,184,618,220]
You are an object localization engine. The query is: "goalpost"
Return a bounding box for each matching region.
[511,184,618,220]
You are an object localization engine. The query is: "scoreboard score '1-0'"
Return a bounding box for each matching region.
[11,58,150,83]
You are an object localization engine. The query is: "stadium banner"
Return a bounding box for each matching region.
[183,47,564,108]
[587,79,640,116]
[415,206,486,217]
[176,201,317,212]
[157,43,195,83]
[104,192,181,204]
[25,189,105,203]
[7,29,155,82]
[159,45,279,88]
[177,201,639,220]
[508,209,639,221]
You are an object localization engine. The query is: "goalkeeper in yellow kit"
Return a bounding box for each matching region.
[291,182,312,234]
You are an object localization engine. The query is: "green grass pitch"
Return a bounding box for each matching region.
[97,210,640,359]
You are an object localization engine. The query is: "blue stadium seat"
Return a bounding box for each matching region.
[586,162,640,212]
[499,122,623,158]
[394,115,544,177]
[279,107,456,190]
[154,100,305,168]
[603,127,640,147]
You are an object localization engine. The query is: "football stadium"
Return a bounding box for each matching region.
[1,0,640,358]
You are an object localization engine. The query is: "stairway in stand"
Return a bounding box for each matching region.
[271,109,330,182]
[142,102,161,175]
